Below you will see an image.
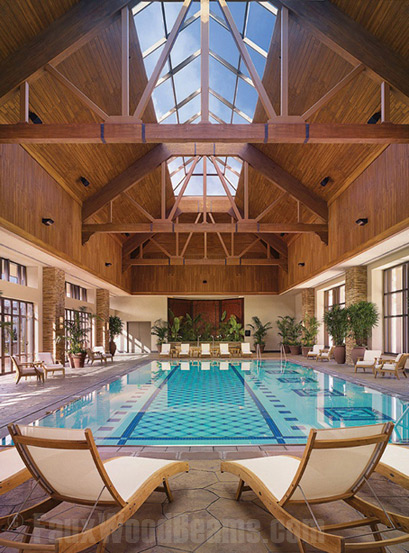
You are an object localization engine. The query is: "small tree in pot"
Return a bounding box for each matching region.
[60,308,90,368]
[247,316,272,353]
[287,317,303,355]
[347,301,379,364]
[301,315,320,357]
[108,315,123,356]
[323,305,349,364]
[276,315,292,353]
[151,319,168,349]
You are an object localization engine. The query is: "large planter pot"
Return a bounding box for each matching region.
[256,344,265,354]
[333,345,346,365]
[351,346,366,365]
[69,353,86,369]
[301,346,311,357]
[283,345,291,354]
[109,341,117,356]
[289,345,301,355]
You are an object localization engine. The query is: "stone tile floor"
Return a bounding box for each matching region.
[1,453,408,552]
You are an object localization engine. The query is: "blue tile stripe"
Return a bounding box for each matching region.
[118,364,179,445]
[231,365,285,444]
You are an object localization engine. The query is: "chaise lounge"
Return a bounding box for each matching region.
[306,344,325,360]
[11,356,44,384]
[36,352,65,378]
[317,345,334,362]
[354,349,381,373]
[374,353,409,379]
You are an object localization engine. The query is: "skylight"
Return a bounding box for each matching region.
[132,1,277,195]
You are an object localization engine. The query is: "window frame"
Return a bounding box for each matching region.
[0,257,27,286]
[383,262,408,355]
[0,296,35,374]
[324,284,346,347]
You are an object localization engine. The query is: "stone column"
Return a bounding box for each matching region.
[301,289,315,320]
[345,266,368,364]
[96,289,110,350]
[42,267,65,363]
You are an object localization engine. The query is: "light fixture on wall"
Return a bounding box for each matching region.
[202,280,207,284]
[367,111,381,124]
[29,111,42,124]
[298,262,305,267]
[280,233,286,237]
[105,262,112,267]
[42,217,54,226]
[320,176,331,187]
[80,176,90,187]
[355,217,368,226]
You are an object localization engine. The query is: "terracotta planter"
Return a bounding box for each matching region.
[289,345,301,355]
[109,341,117,356]
[302,346,312,357]
[69,353,86,369]
[256,344,265,354]
[333,345,346,364]
[283,345,291,354]
[351,346,366,365]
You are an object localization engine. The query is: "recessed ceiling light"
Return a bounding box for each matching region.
[298,262,305,267]
[355,218,368,226]
[42,217,54,226]
[80,176,90,187]
[320,176,331,187]
[105,262,112,267]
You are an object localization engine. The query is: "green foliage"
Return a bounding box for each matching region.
[276,315,293,345]
[323,305,349,346]
[168,309,183,341]
[247,316,272,346]
[59,306,90,354]
[181,312,203,341]
[226,315,245,342]
[301,315,320,347]
[286,317,303,346]
[109,315,123,341]
[347,301,379,347]
[151,319,168,345]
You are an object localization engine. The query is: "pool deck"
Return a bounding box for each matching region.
[1,353,408,552]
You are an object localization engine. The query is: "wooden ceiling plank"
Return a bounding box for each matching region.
[238,238,261,258]
[82,143,171,221]
[218,0,277,120]
[255,191,287,222]
[210,156,242,221]
[123,192,155,222]
[2,122,409,144]
[133,0,192,120]
[302,64,365,120]
[0,0,134,106]
[208,213,230,258]
[278,0,409,101]
[150,237,172,258]
[257,233,288,258]
[180,213,202,257]
[45,64,109,120]
[122,233,153,257]
[168,157,200,221]
[239,144,328,221]
[128,257,284,267]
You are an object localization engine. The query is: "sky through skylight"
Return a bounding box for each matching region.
[132,1,277,196]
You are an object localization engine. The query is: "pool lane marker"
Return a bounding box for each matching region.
[231,365,285,445]
[118,364,179,445]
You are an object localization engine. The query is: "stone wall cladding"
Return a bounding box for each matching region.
[345,266,368,364]
[42,267,65,363]
[301,289,315,321]
[96,288,110,349]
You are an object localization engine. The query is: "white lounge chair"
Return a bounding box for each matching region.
[0,448,31,495]
[200,343,211,357]
[180,361,190,370]
[241,342,252,357]
[219,362,229,370]
[221,423,409,553]
[317,345,334,362]
[179,343,190,357]
[36,352,65,378]
[201,361,211,370]
[161,361,171,371]
[374,353,409,379]
[355,349,382,373]
[219,343,231,357]
[160,343,171,356]
[377,444,409,490]
[306,344,324,360]
[93,345,113,362]
[2,425,188,553]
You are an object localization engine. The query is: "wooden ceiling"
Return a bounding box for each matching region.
[0,0,408,271]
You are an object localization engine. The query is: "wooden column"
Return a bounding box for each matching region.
[121,6,130,116]
[42,267,65,363]
[345,266,368,364]
[200,0,210,122]
[96,288,110,350]
[280,7,289,117]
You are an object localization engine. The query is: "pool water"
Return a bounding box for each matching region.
[35,360,409,446]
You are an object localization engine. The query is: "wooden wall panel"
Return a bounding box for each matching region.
[0,144,131,291]
[279,144,409,292]
[132,266,278,295]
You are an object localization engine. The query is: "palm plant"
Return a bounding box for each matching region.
[301,315,320,347]
[287,317,303,347]
[276,315,292,347]
[347,301,379,347]
[59,307,90,355]
[323,305,349,346]
[168,310,183,341]
[226,315,245,342]
[182,312,202,341]
[247,316,272,348]
[151,319,168,345]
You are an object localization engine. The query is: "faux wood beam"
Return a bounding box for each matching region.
[238,144,328,221]
[123,233,153,257]
[257,233,288,258]
[0,0,134,106]
[1,122,408,144]
[82,144,171,220]
[127,257,285,267]
[83,221,328,234]
[279,0,409,101]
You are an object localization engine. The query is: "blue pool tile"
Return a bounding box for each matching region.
[321,407,394,422]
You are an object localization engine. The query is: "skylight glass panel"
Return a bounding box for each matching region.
[246,2,276,52]
[173,56,201,103]
[209,17,239,67]
[209,93,233,123]
[177,93,201,123]
[209,57,237,104]
[170,18,200,68]
[133,3,165,53]
[226,1,246,31]
[151,79,176,120]
[236,79,259,120]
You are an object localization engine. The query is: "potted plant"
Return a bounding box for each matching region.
[168,310,183,342]
[287,317,303,355]
[226,315,245,342]
[247,316,272,353]
[347,301,379,364]
[301,315,320,357]
[108,315,123,356]
[276,315,292,353]
[151,319,168,349]
[60,308,90,368]
[323,305,349,364]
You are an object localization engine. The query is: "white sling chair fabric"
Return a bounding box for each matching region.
[380,444,409,476]
[36,352,64,369]
[241,343,252,355]
[307,345,324,357]
[201,343,211,356]
[180,362,190,370]
[160,344,170,356]
[201,361,211,370]
[220,343,231,356]
[179,344,190,356]
[0,448,27,486]
[219,362,229,370]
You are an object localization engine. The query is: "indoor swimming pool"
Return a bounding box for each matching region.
[33,360,409,446]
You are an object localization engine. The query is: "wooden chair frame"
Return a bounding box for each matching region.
[375,445,409,491]
[317,346,334,362]
[1,425,188,553]
[374,354,409,379]
[11,356,44,384]
[221,423,409,553]
[0,448,31,496]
